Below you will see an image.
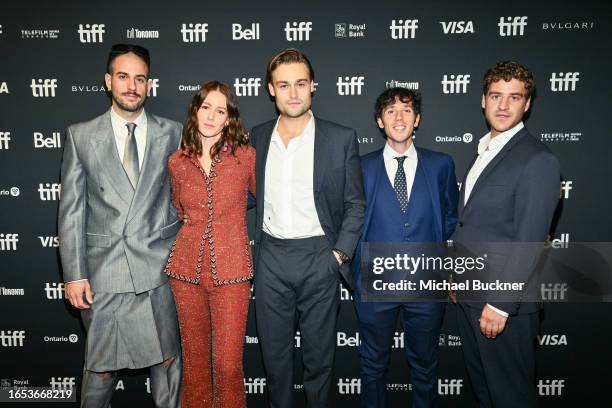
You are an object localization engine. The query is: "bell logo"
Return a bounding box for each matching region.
[232,23,260,40]
[537,379,565,396]
[0,233,19,251]
[541,283,568,300]
[389,19,418,39]
[285,22,312,41]
[244,378,266,394]
[440,21,475,34]
[45,282,65,300]
[78,24,105,43]
[336,76,365,95]
[338,378,361,394]
[438,378,463,395]
[0,330,26,347]
[148,78,159,97]
[560,180,572,198]
[181,23,208,42]
[234,78,261,96]
[31,79,58,97]
[34,132,62,148]
[337,332,360,347]
[537,334,568,346]
[39,183,61,201]
[498,16,528,36]
[550,72,580,92]
[0,132,11,149]
[442,74,470,94]
[50,377,76,389]
[0,82,9,93]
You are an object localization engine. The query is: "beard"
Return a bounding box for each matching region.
[112,91,147,113]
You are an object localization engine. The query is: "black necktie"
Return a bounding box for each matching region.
[394,156,408,212]
[123,122,139,189]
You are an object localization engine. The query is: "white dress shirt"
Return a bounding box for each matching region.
[463,121,524,318]
[383,142,418,200]
[110,106,147,170]
[263,111,325,239]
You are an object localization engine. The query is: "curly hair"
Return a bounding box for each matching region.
[181,81,248,158]
[483,61,535,98]
[374,87,421,121]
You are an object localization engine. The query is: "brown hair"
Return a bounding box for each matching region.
[483,61,535,99]
[265,48,315,86]
[181,81,248,158]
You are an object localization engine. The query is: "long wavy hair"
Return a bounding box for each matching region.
[181,81,248,158]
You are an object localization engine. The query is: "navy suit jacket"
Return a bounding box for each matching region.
[352,145,459,292]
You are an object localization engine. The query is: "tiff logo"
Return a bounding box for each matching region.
[0,233,19,251]
[392,331,404,349]
[31,79,58,97]
[440,21,474,34]
[234,78,261,96]
[39,236,59,247]
[244,378,266,394]
[50,377,76,389]
[442,74,470,94]
[285,22,312,41]
[181,23,208,42]
[147,78,159,97]
[498,16,528,36]
[45,282,65,300]
[78,24,105,43]
[389,19,418,39]
[337,76,364,95]
[0,132,11,149]
[560,180,572,198]
[438,379,463,395]
[232,23,260,40]
[550,72,580,92]
[39,183,61,201]
[0,330,25,347]
[538,379,565,396]
[541,283,568,300]
[34,131,61,148]
[338,378,361,394]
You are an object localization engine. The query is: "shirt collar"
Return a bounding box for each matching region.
[383,141,417,162]
[477,121,524,155]
[270,110,315,144]
[110,106,147,134]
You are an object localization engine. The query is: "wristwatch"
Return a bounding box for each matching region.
[333,249,350,264]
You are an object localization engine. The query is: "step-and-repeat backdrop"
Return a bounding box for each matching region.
[1,0,610,406]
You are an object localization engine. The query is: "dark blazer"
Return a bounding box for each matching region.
[250,116,365,288]
[452,128,561,314]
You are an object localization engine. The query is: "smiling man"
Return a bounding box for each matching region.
[58,44,182,407]
[453,61,561,407]
[250,48,365,408]
[353,87,458,407]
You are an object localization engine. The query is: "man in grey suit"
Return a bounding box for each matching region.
[452,61,560,407]
[58,44,182,408]
[250,48,365,408]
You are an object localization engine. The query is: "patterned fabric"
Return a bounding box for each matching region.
[394,156,408,212]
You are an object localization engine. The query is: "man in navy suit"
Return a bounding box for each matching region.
[353,87,458,407]
[453,61,560,407]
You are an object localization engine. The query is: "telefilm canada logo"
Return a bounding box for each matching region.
[334,23,366,38]
[21,28,60,39]
[541,131,581,142]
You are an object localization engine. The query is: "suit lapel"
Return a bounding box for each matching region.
[458,154,478,215]
[363,150,385,236]
[313,118,329,193]
[416,148,443,241]
[255,121,275,225]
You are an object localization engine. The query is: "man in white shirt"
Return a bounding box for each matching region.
[250,48,365,408]
[453,61,561,408]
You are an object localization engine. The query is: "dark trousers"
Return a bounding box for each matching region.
[255,233,340,408]
[355,299,446,408]
[456,303,539,408]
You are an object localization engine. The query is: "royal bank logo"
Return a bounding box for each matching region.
[126,27,159,39]
[147,78,159,97]
[334,23,366,38]
[0,131,11,149]
[438,379,463,395]
[440,21,474,34]
[0,330,25,347]
[181,23,208,42]
[385,79,419,90]
[234,77,261,96]
[78,24,105,43]
[45,282,64,299]
[34,131,62,148]
[71,84,107,93]
[390,19,418,39]
[285,21,312,41]
[537,334,568,346]
[435,133,473,143]
[50,377,76,390]
[550,72,580,92]
[438,333,462,346]
[39,183,61,201]
[244,378,266,394]
[0,287,24,296]
[21,29,60,39]
[542,21,594,31]
[541,131,581,142]
[538,379,565,396]
[338,378,361,394]
[0,82,8,94]
[31,79,57,97]
[337,76,364,95]
[232,23,260,40]
[560,181,572,199]
[0,233,19,251]
[441,74,470,94]
[498,16,528,36]
[337,331,360,347]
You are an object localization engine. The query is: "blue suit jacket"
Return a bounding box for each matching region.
[352,146,459,291]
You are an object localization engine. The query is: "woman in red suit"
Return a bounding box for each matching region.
[165,81,255,408]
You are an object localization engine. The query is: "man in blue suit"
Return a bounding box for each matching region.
[353,87,458,407]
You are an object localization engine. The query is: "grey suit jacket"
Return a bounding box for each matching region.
[250,116,365,289]
[452,128,561,314]
[58,109,182,294]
